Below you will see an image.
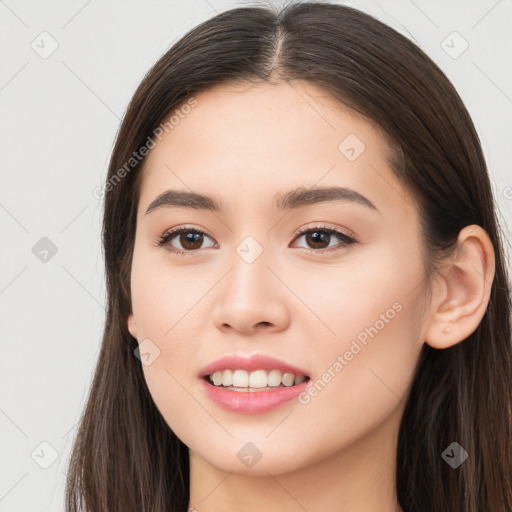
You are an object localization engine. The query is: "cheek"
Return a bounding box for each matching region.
[130,247,208,339]
[129,250,218,418]
[290,295,420,466]
[131,271,204,389]
[289,242,423,346]
[292,248,423,413]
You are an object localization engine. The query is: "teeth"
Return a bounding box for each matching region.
[294,375,305,384]
[267,369,282,387]
[208,369,308,388]
[212,371,223,386]
[282,373,295,387]
[232,369,249,387]
[249,369,268,388]
[222,369,233,386]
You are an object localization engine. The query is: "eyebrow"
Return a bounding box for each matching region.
[145,186,379,215]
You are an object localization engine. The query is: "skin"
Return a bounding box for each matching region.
[127,80,495,512]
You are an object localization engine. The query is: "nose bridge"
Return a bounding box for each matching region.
[228,233,272,304]
[213,232,288,332]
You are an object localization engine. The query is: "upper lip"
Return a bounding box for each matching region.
[199,354,309,378]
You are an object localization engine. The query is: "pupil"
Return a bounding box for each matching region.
[308,231,329,249]
[182,232,202,249]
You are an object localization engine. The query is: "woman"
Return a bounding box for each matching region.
[65,2,512,511]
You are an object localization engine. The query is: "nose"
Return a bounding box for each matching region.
[212,247,290,334]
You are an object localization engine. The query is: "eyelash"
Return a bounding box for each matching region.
[154,224,357,256]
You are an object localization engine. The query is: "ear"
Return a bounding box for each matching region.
[424,225,495,349]
[127,312,138,339]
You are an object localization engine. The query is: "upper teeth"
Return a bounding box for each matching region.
[209,369,306,388]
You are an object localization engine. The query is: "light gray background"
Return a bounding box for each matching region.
[1,0,511,510]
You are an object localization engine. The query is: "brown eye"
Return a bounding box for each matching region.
[176,231,204,250]
[292,225,357,253]
[156,227,216,255]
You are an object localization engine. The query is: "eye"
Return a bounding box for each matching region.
[154,224,357,256]
[291,224,357,253]
[154,226,216,256]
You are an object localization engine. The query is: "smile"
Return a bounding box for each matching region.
[207,369,307,390]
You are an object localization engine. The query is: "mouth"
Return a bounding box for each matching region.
[203,369,310,392]
[198,354,311,413]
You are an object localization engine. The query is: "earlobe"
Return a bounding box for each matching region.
[127,313,138,339]
[424,225,495,350]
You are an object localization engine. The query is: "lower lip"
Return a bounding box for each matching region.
[200,377,309,414]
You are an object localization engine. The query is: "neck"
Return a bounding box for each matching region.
[188,404,403,512]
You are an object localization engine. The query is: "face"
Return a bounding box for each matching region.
[127,80,429,476]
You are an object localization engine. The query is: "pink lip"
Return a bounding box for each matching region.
[198,354,309,378]
[198,354,310,414]
[200,378,309,414]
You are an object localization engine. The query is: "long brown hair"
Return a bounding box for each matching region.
[65,2,512,511]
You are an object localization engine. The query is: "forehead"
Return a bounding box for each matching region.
[137,80,415,220]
